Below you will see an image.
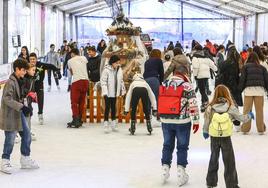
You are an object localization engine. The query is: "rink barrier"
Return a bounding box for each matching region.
[82,82,145,124]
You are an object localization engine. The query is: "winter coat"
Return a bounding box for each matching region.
[160,76,199,125]
[216,51,225,68]
[203,98,251,134]
[0,74,24,131]
[45,51,61,68]
[164,54,191,80]
[143,58,164,84]
[101,65,126,97]
[239,62,268,92]
[192,51,217,79]
[87,54,101,82]
[124,74,157,112]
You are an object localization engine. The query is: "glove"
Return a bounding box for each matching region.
[123,111,128,116]
[21,106,32,116]
[27,92,38,103]
[193,124,199,134]
[203,132,209,139]
[152,110,158,117]
[248,111,254,120]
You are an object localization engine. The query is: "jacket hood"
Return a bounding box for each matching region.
[211,98,230,113]
[193,50,206,58]
[173,54,188,62]
[133,73,144,81]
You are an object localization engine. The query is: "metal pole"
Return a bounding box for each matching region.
[3,0,8,63]
[69,13,73,40]
[75,16,78,42]
[63,11,66,40]
[128,0,130,18]
[255,13,258,44]
[41,3,46,56]
[232,19,236,43]
[181,1,184,43]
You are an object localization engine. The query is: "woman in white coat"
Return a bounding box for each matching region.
[101,55,126,133]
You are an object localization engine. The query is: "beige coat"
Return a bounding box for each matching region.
[0,74,24,131]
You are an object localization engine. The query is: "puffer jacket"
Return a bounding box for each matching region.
[239,62,268,92]
[164,54,191,80]
[100,65,126,97]
[124,73,157,112]
[203,98,251,134]
[192,51,217,79]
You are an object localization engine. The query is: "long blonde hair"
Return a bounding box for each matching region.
[209,85,235,107]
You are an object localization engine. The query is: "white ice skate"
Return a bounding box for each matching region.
[15,134,20,144]
[111,120,118,132]
[1,159,12,174]
[103,121,110,134]
[161,164,170,184]
[152,116,161,128]
[47,86,51,92]
[20,155,39,169]
[31,132,37,141]
[177,165,189,187]
[57,85,60,91]
[38,114,44,125]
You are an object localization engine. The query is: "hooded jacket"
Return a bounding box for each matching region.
[101,64,126,97]
[203,98,251,134]
[87,54,101,82]
[124,73,157,112]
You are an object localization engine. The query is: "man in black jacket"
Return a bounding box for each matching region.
[29,53,61,125]
[87,46,101,83]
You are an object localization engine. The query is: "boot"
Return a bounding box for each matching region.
[47,86,51,92]
[111,120,118,132]
[177,165,189,187]
[201,102,208,113]
[146,120,153,135]
[20,155,39,169]
[1,159,12,174]
[129,121,136,135]
[67,85,71,92]
[67,117,81,128]
[104,121,110,133]
[161,164,170,184]
[78,116,83,127]
[38,114,44,125]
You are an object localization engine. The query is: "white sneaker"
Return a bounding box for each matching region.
[47,86,51,92]
[162,164,170,184]
[152,116,161,128]
[38,114,44,125]
[57,85,60,91]
[111,120,118,132]
[15,134,20,144]
[1,159,12,174]
[104,121,110,134]
[20,155,39,169]
[31,132,37,141]
[177,165,189,187]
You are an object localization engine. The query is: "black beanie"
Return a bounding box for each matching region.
[109,55,120,65]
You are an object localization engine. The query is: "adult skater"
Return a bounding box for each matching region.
[29,53,61,125]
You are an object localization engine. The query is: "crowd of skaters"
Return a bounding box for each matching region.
[0,37,267,188]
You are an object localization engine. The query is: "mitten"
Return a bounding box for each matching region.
[193,124,199,134]
[248,111,254,120]
[203,132,209,139]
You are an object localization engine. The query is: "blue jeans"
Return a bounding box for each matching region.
[161,122,191,167]
[145,77,160,112]
[2,113,32,160]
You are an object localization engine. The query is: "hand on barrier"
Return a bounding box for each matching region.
[193,124,199,134]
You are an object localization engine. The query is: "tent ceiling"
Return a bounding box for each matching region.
[34,0,268,18]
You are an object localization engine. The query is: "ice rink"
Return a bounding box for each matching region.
[0,79,268,188]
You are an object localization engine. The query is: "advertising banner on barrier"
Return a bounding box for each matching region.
[0,64,12,85]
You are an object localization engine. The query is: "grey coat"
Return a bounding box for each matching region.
[0,74,24,131]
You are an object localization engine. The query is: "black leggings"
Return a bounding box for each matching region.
[47,69,59,86]
[104,97,116,121]
[36,88,44,115]
[131,87,150,121]
[197,78,209,104]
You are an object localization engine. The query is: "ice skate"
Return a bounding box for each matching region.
[1,159,12,174]
[161,164,170,184]
[38,114,44,125]
[177,165,189,187]
[111,120,118,132]
[15,134,20,144]
[31,132,37,141]
[201,102,208,113]
[47,86,51,92]
[67,117,81,128]
[104,121,110,133]
[67,85,71,92]
[129,121,136,135]
[146,120,153,135]
[57,85,60,91]
[152,116,161,128]
[20,155,39,169]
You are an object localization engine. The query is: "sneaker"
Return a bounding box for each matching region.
[177,165,189,187]
[57,85,60,91]
[38,114,44,125]
[15,134,20,144]
[31,132,37,141]
[111,120,118,132]
[104,121,110,133]
[162,164,170,184]
[1,159,12,174]
[20,155,39,169]
[47,86,51,92]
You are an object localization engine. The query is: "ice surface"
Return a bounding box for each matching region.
[0,79,267,188]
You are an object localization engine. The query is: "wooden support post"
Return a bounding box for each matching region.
[89,82,94,123]
[96,88,101,123]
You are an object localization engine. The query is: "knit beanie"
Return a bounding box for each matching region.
[109,55,120,65]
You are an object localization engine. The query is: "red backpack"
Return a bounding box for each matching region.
[158,81,186,117]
